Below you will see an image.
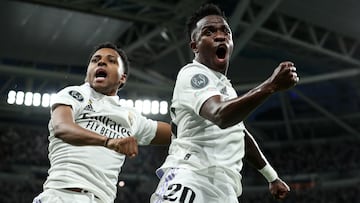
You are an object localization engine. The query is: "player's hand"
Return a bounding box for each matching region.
[269,178,290,200]
[268,61,299,91]
[107,136,138,158]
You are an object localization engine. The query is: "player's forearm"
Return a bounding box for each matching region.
[244,130,279,182]
[53,122,107,146]
[216,81,275,128]
[244,130,267,169]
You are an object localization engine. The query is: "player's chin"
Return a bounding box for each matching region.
[215,56,228,64]
[276,193,288,200]
[91,82,111,93]
[90,81,106,89]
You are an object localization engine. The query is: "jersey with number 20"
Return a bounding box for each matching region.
[157,60,246,196]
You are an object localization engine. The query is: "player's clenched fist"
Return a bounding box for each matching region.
[268,61,299,92]
[106,136,138,158]
[269,178,290,200]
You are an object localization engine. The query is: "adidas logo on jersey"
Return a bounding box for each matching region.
[220,87,228,96]
[84,101,95,112]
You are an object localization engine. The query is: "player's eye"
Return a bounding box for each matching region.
[203,29,213,36]
[90,58,98,63]
[224,28,231,34]
[108,58,117,64]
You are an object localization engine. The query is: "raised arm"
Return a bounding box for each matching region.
[51,104,138,157]
[200,61,298,129]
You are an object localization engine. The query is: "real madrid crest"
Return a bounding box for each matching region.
[68,90,84,102]
[191,74,209,89]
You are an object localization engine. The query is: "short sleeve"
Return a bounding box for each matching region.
[174,66,221,115]
[50,86,86,115]
[131,110,157,145]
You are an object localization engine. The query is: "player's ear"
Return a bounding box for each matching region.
[119,73,127,85]
[190,41,198,54]
[118,73,127,89]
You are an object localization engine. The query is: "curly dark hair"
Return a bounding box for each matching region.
[186,3,227,41]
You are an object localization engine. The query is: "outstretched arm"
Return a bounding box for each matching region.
[244,129,290,200]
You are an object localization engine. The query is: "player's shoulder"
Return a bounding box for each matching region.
[178,61,212,78]
[181,61,207,71]
[56,83,90,102]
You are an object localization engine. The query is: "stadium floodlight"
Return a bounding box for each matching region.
[7,90,168,115]
[7,90,16,104]
[42,93,51,107]
[15,91,25,105]
[24,92,33,106]
[142,100,151,115]
[151,100,159,115]
[160,101,168,115]
[33,93,41,107]
[135,100,143,113]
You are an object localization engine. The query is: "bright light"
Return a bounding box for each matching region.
[119,99,168,115]
[15,91,25,105]
[42,93,50,107]
[142,100,151,114]
[135,100,143,113]
[33,93,41,106]
[151,100,159,115]
[7,90,169,115]
[7,90,16,104]
[160,101,168,114]
[7,90,56,108]
[118,180,125,187]
[24,92,33,106]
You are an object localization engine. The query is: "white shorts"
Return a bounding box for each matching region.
[33,188,102,203]
[151,167,239,203]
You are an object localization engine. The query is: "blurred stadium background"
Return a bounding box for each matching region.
[0,0,359,202]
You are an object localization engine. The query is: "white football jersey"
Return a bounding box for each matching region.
[157,60,246,196]
[43,83,157,203]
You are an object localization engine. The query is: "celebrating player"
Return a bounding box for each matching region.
[33,42,171,203]
[151,4,298,203]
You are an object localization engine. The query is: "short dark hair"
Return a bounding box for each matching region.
[186,4,227,40]
[89,42,130,76]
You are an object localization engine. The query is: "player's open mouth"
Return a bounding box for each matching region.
[95,69,107,78]
[216,46,227,59]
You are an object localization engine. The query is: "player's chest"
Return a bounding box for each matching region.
[77,99,136,129]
